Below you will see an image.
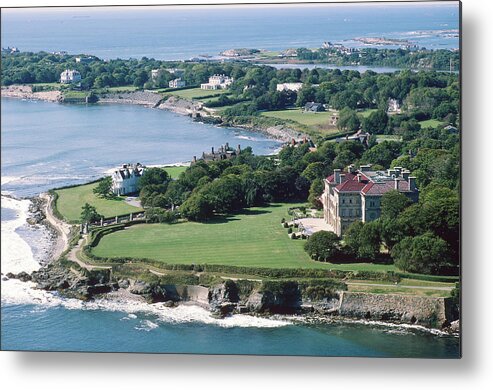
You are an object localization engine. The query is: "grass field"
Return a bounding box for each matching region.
[167,87,230,100]
[92,203,396,271]
[261,108,338,127]
[103,86,140,93]
[357,108,378,118]
[55,182,143,222]
[163,165,188,179]
[418,119,444,129]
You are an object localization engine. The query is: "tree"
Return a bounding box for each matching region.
[362,109,388,134]
[344,221,381,260]
[392,233,451,275]
[92,177,113,198]
[138,168,170,190]
[308,179,324,209]
[80,203,102,223]
[179,191,213,221]
[361,141,402,168]
[380,190,412,220]
[304,231,341,261]
[337,107,361,132]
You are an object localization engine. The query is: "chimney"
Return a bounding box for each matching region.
[225,142,229,150]
[211,146,214,154]
[409,177,417,191]
[237,144,241,154]
[193,156,197,163]
[402,170,410,180]
[357,174,362,182]
[334,169,341,184]
[394,178,400,190]
[339,174,345,184]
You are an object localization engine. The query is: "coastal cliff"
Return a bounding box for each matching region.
[6,264,458,330]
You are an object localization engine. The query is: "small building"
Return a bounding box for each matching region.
[169,78,186,88]
[387,98,401,113]
[75,56,96,63]
[335,130,371,146]
[200,74,234,90]
[321,164,419,236]
[276,82,303,92]
[111,163,146,196]
[444,124,459,134]
[151,69,164,80]
[192,143,240,164]
[304,102,325,113]
[166,68,185,77]
[60,69,82,84]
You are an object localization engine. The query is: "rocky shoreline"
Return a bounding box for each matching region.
[3,193,459,334]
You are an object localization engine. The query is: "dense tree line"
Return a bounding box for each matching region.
[295,47,460,71]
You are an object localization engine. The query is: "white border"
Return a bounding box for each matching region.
[2,0,492,388]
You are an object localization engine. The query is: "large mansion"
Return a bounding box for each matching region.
[200,74,233,90]
[321,164,419,236]
[60,69,82,84]
[111,163,146,196]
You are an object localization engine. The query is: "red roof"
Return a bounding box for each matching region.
[335,179,366,192]
[361,180,411,195]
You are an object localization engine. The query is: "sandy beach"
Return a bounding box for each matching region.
[1,85,62,102]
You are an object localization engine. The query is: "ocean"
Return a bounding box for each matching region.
[1,3,460,357]
[1,3,459,60]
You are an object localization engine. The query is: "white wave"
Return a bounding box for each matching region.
[1,196,40,274]
[1,279,290,329]
[1,176,22,186]
[135,319,159,332]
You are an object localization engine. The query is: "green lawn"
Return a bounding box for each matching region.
[55,182,143,223]
[167,87,230,100]
[376,135,403,142]
[357,108,378,118]
[261,108,339,127]
[164,165,188,179]
[418,119,444,129]
[93,203,396,272]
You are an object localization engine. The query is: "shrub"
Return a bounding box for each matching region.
[304,231,341,262]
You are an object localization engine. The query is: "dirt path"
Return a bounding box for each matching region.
[40,193,71,261]
[346,282,454,291]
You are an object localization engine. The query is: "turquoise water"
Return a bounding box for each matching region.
[1,304,459,357]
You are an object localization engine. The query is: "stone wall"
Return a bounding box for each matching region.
[338,291,454,328]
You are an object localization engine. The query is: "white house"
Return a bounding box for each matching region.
[111,163,146,196]
[387,98,401,113]
[200,74,233,90]
[151,69,164,80]
[276,82,304,92]
[169,78,186,88]
[60,69,82,84]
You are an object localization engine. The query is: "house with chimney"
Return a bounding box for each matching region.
[111,163,146,196]
[192,143,241,164]
[60,69,82,84]
[200,74,234,90]
[321,164,419,236]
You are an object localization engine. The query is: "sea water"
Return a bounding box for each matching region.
[1,3,460,356]
[1,3,459,61]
